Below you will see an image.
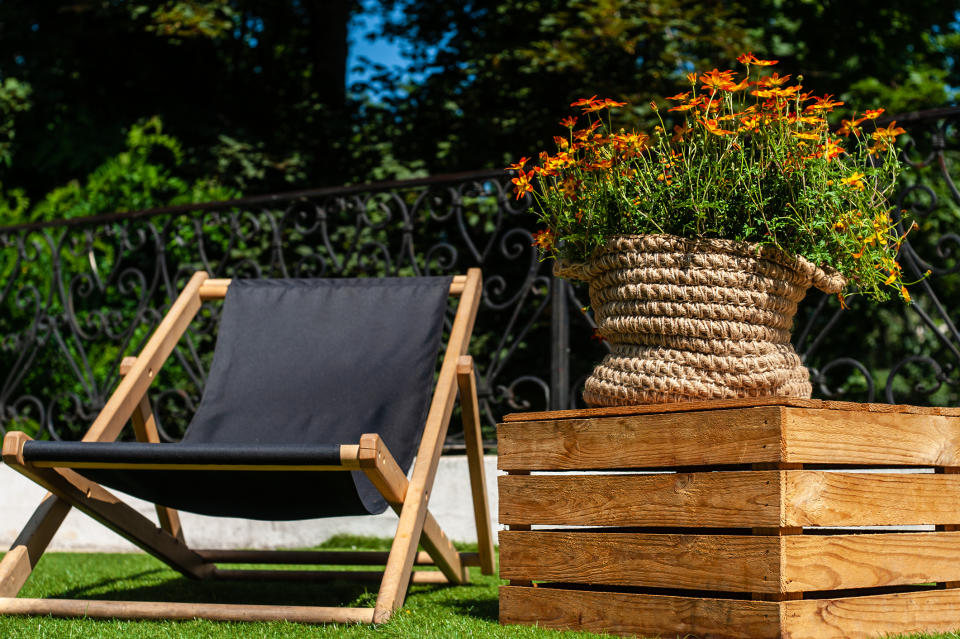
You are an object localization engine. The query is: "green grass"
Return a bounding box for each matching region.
[1,536,957,639]
[0,536,612,639]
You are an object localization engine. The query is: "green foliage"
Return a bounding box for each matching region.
[0,77,31,168]
[0,117,237,226]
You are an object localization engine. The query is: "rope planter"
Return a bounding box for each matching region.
[556,235,847,406]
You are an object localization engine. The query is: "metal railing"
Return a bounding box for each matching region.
[0,108,958,448]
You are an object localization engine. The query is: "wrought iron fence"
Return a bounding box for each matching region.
[0,107,958,449]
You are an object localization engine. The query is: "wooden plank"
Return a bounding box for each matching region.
[784,471,960,527]
[499,471,781,527]
[0,493,71,597]
[498,406,784,470]
[499,586,781,639]
[782,407,960,466]
[356,434,465,586]
[784,532,960,592]
[500,531,960,594]
[456,354,496,575]
[500,531,782,592]
[198,275,469,300]
[211,569,452,584]
[195,549,464,566]
[374,268,482,623]
[128,383,183,541]
[504,397,960,422]
[782,588,960,639]
[0,597,376,625]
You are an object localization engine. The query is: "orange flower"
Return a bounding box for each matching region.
[752,86,799,99]
[837,293,847,309]
[823,139,844,162]
[872,121,906,143]
[511,169,535,199]
[699,119,736,136]
[665,91,690,101]
[700,68,736,92]
[862,108,885,120]
[737,52,778,66]
[756,72,791,87]
[506,157,529,171]
[532,229,555,250]
[668,98,702,112]
[570,95,598,108]
[559,115,577,128]
[792,131,820,141]
[671,124,692,141]
[901,286,911,303]
[686,72,697,83]
[805,94,844,112]
[553,135,570,150]
[837,117,865,137]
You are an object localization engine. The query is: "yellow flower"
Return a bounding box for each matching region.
[841,172,865,191]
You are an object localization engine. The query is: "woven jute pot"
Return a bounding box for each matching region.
[555,234,847,407]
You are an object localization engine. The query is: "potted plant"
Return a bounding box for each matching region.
[511,53,920,407]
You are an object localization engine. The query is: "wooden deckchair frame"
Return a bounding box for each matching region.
[0,268,494,625]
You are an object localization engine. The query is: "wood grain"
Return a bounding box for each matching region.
[499,586,781,639]
[499,471,781,527]
[497,406,784,470]
[503,397,960,422]
[500,531,960,594]
[499,531,781,592]
[782,588,960,639]
[0,597,376,624]
[783,532,960,591]
[782,407,960,466]
[455,354,496,575]
[784,471,960,526]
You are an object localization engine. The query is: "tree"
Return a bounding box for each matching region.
[0,0,358,205]
[364,0,958,174]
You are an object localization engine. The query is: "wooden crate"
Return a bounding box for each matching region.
[497,398,960,639]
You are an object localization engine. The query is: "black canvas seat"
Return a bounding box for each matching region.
[16,277,450,519]
[1,269,493,625]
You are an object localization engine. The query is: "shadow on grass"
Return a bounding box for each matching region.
[45,573,390,608]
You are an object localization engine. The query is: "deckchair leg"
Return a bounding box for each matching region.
[371,267,483,623]
[2,432,212,580]
[0,494,71,597]
[357,435,466,586]
[456,355,495,575]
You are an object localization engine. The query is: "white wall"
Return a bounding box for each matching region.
[1,456,501,551]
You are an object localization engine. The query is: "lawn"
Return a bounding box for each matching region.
[0,536,611,639]
[2,537,960,639]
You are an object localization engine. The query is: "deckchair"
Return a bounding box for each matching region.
[0,268,493,625]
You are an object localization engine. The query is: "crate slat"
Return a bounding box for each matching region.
[500,531,780,592]
[497,406,783,471]
[501,585,960,639]
[500,531,960,593]
[499,471,781,527]
[784,472,960,527]
[500,471,960,527]
[500,585,781,639]
[782,407,960,466]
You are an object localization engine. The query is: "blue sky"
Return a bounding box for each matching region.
[346,7,408,93]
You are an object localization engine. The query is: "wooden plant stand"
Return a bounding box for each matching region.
[497,398,960,639]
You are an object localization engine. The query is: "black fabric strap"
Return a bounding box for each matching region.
[21,441,345,466]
